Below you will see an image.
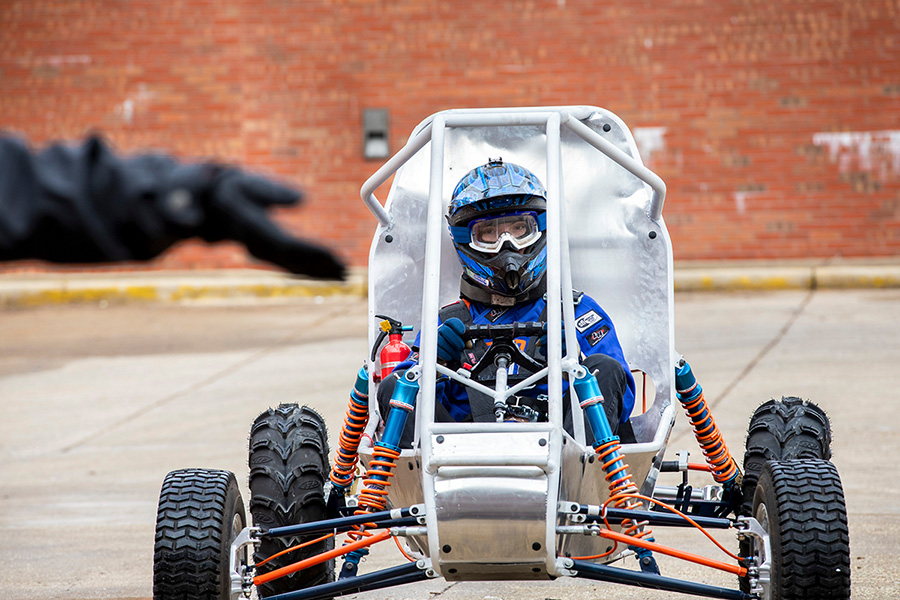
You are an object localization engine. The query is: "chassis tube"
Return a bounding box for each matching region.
[263,515,419,539]
[266,562,426,600]
[588,507,733,530]
[571,560,751,600]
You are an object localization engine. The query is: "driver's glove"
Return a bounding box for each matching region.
[536,325,566,360]
[436,317,466,364]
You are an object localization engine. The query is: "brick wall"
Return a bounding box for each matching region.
[1,0,898,271]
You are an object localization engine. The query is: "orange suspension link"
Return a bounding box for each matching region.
[596,527,748,577]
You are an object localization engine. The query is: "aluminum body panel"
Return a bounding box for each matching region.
[429,429,554,579]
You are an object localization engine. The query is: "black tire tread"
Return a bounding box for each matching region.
[153,468,245,600]
[742,396,831,515]
[249,403,333,598]
[756,459,851,599]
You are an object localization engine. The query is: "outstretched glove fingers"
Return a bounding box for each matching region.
[436,317,467,363]
[231,171,304,207]
[206,172,346,279]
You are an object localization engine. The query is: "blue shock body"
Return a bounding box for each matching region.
[340,370,420,579]
[571,370,618,449]
[379,371,420,450]
[573,369,659,574]
[352,365,370,401]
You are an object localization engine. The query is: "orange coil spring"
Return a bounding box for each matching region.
[329,390,370,489]
[345,445,401,543]
[595,439,652,541]
[680,391,739,484]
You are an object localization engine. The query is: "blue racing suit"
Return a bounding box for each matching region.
[380,292,636,446]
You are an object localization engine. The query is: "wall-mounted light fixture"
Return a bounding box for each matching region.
[363,108,390,159]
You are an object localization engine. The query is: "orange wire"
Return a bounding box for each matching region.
[569,491,742,565]
[392,534,416,562]
[569,493,744,576]
[600,492,742,562]
[630,369,648,414]
[255,532,336,568]
[642,371,647,413]
[569,549,618,560]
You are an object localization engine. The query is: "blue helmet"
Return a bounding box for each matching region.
[448,159,548,306]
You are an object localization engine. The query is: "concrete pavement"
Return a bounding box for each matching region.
[1,288,898,599]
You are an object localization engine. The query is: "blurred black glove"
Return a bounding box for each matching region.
[436,317,467,363]
[191,168,346,278]
[0,135,346,279]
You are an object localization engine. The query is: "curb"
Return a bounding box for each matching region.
[0,269,368,308]
[1,263,899,308]
[673,263,900,292]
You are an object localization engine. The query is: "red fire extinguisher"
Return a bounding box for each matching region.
[370,315,412,382]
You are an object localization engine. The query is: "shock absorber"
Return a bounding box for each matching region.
[674,359,741,491]
[329,365,371,493]
[572,367,659,574]
[339,367,420,579]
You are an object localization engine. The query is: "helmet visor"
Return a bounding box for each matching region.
[468,212,543,254]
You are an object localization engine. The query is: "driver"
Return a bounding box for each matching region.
[376,159,635,447]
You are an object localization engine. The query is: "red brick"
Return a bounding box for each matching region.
[1,0,898,273]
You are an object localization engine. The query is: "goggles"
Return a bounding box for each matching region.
[467,211,544,253]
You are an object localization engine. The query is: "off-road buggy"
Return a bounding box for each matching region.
[152,106,850,600]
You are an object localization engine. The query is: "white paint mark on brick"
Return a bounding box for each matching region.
[633,126,667,164]
[118,99,134,123]
[17,55,92,67]
[813,130,900,180]
[115,84,155,125]
[733,190,763,215]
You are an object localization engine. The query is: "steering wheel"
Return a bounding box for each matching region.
[462,321,546,381]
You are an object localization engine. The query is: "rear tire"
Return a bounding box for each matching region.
[153,468,246,600]
[748,460,850,599]
[249,404,333,598]
[741,396,831,515]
